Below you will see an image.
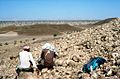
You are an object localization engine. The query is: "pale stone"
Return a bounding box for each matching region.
[41,68,48,73]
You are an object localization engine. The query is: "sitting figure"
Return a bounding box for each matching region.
[16,45,37,76]
[37,43,57,70]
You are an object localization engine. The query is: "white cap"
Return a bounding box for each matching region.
[23,46,30,49]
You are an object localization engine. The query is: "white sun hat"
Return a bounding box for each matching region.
[42,43,56,52]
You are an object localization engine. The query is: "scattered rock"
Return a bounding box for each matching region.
[0,18,120,79]
[72,55,79,62]
[41,68,48,73]
[0,76,3,79]
[107,69,113,76]
[116,59,120,66]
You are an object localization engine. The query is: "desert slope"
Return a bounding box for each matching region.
[0,18,120,79]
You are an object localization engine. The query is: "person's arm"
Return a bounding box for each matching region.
[29,53,37,68]
[41,51,44,59]
[17,53,21,68]
[18,53,20,65]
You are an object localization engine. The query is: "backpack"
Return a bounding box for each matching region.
[82,57,106,73]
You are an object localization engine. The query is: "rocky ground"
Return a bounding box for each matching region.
[0,18,120,79]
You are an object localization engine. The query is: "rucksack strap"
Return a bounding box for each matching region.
[45,50,50,59]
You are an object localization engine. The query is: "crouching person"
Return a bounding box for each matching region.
[37,43,57,70]
[16,45,37,77]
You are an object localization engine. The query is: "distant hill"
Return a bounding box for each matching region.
[0,24,82,35]
[93,17,119,25]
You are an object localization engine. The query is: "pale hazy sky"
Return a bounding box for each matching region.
[0,0,120,20]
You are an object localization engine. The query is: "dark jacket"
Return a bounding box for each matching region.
[41,49,56,68]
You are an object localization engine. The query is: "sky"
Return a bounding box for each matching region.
[0,0,120,20]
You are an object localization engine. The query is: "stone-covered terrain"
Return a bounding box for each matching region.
[0,18,120,79]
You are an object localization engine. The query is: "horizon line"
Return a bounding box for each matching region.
[0,17,118,21]
[0,19,101,21]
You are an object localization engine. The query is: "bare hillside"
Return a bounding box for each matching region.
[0,18,120,79]
[0,24,82,35]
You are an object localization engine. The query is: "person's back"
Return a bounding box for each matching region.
[19,51,32,68]
[41,49,55,68]
[16,46,37,77]
[38,43,57,69]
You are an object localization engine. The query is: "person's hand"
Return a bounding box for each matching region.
[37,58,42,64]
[33,68,39,77]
